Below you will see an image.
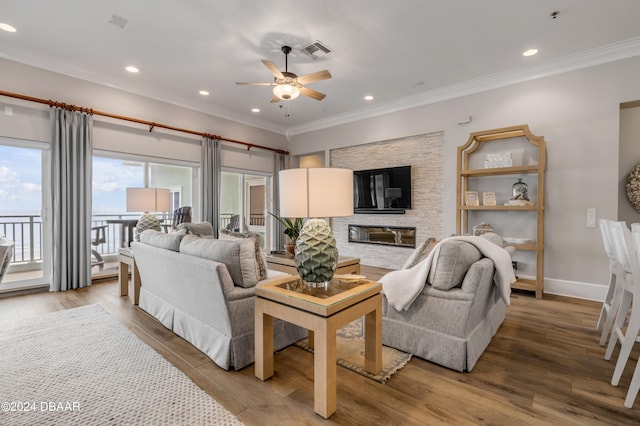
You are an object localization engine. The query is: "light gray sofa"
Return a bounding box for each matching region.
[382,233,511,372]
[131,230,307,370]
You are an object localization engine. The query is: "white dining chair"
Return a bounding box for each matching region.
[604,221,640,407]
[597,219,622,345]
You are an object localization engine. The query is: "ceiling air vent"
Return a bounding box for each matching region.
[108,14,128,28]
[300,40,333,59]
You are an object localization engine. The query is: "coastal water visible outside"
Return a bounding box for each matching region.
[0,210,142,263]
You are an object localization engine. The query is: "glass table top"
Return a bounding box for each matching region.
[257,275,381,315]
[275,278,367,299]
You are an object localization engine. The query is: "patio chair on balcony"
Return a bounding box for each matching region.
[91,225,108,271]
[225,214,240,232]
[0,236,15,284]
[172,206,192,229]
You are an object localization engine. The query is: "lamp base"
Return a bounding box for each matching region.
[294,218,338,284]
[135,213,162,241]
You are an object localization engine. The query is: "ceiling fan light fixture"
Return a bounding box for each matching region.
[0,23,17,32]
[273,84,300,101]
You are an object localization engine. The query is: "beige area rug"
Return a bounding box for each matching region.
[294,318,411,383]
[0,304,243,426]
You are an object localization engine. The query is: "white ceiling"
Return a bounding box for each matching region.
[2,1,640,137]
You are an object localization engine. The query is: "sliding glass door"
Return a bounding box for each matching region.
[220,170,270,248]
[0,138,51,291]
[91,152,197,277]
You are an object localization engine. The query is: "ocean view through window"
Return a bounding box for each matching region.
[0,142,49,286]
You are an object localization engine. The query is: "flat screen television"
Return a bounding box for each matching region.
[353,165,412,213]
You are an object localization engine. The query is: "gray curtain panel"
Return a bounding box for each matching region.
[50,108,93,291]
[201,136,221,237]
[272,153,285,252]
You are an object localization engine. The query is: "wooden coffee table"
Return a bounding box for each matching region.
[255,275,382,418]
[265,252,360,276]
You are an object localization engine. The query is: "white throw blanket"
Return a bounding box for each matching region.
[381,236,516,311]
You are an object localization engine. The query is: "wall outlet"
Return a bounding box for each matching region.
[586,208,596,228]
[4,106,13,116]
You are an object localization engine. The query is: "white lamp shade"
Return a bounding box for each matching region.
[279,168,353,218]
[126,187,171,212]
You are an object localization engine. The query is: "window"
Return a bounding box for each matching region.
[0,139,51,289]
[220,171,270,248]
[91,153,197,273]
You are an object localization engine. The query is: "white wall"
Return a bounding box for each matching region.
[289,56,640,300]
[0,58,287,173]
[619,106,640,224]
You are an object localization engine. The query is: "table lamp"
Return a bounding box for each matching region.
[279,168,353,285]
[126,187,171,240]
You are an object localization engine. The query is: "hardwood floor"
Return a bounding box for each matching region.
[2,265,640,425]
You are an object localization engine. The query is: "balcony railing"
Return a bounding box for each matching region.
[1,212,264,267]
[0,213,173,267]
[0,215,42,263]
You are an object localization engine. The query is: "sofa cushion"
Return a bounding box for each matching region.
[403,237,438,269]
[176,221,214,237]
[479,232,504,247]
[179,235,260,288]
[139,229,184,252]
[428,240,483,290]
[219,229,267,281]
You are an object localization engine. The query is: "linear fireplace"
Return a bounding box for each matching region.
[348,224,416,248]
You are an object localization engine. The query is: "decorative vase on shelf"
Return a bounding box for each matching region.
[512,178,529,201]
[505,178,534,206]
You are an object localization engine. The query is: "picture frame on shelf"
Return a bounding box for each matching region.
[482,192,496,206]
[464,191,479,206]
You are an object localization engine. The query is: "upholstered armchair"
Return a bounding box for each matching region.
[382,233,514,372]
[1,236,15,284]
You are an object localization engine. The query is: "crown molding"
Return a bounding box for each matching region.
[286,36,640,138]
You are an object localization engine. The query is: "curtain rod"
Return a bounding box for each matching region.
[0,89,289,155]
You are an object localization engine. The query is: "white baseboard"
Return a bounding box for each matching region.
[542,277,607,302]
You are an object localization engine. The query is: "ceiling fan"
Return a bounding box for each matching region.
[236,45,332,102]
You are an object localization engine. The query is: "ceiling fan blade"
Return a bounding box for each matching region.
[296,70,332,85]
[270,95,281,103]
[261,60,284,79]
[299,86,326,101]
[235,82,276,86]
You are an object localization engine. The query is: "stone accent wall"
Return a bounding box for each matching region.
[330,132,444,269]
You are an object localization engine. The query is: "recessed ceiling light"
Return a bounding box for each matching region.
[125,65,139,73]
[0,23,16,32]
[199,90,209,96]
[364,95,374,101]
[251,108,260,113]
[522,48,538,57]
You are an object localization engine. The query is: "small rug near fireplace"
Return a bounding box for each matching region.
[0,304,242,426]
[294,318,411,383]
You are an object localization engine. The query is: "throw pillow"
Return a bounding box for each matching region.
[479,232,504,247]
[179,235,262,288]
[403,237,438,269]
[428,240,483,291]
[219,228,268,281]
[139,229,185,252]
[176,222,214,237]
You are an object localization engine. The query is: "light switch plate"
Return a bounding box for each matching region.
[587,208,596,228]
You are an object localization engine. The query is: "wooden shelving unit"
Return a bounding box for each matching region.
[456,125,546,298]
